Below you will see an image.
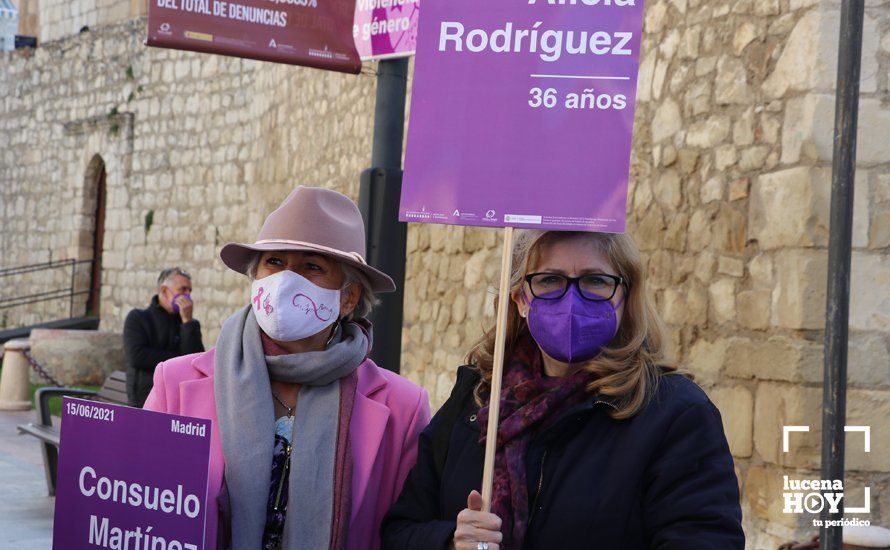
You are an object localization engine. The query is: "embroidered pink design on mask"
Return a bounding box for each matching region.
[253,287,274,315]
[292,294,334,322]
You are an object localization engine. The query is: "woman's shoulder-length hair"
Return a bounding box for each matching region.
[467,229,680,420]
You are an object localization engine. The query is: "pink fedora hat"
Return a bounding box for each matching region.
[220,186,396,293]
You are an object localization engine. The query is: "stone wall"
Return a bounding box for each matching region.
[622,1,889,546]
[0,0,888,547]
[16,0,146,43]
[0,18,378,331]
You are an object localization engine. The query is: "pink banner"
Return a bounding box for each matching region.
[353,0,419,61]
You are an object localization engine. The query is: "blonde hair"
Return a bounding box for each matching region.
[467,230,675,420]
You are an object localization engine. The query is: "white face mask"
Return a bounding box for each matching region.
[250,270,341,342]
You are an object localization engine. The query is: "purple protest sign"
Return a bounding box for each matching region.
[400,0,645,232]
[53,398,211,550]
[353,0,419,61]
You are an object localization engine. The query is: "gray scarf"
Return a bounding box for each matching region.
[214,306,369,549]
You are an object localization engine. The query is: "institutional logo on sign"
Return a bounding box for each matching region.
[159,22,172,35]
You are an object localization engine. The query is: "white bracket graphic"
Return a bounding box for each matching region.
[844,426,871,453]
[783,426,810,453]
[846,487,871,514]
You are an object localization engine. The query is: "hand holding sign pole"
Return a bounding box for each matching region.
[400,0,645,510]
[480,226,514,511]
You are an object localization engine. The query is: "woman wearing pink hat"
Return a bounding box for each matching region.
[144,186,431,550]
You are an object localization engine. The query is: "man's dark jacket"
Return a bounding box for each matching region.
[381,366,744,550]
[123,295,204,407]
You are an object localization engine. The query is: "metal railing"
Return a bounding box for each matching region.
[0,259,94,318]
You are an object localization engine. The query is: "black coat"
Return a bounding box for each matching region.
[122,295,204,407]
[381,366,744,550]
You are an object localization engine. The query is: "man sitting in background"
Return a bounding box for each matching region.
[123,267,204,407]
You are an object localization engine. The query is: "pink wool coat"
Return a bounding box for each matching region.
[143,348,431,550]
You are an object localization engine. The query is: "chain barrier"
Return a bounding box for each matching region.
[21,348,63,388]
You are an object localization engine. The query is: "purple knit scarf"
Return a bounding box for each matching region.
[477,334,592,549]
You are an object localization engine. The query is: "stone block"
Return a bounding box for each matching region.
[717,256,744,277]
[676,149,699,175]
[644,1,668,34]
[781,94,825,164]
[636,51,656,102]
[715,56,752,104]
[846,390,890,472]
[852,171,870,249]
[463,250,488,288]
[728,178,750,202]
[654,169,683,209]
[686,337,727,386]
[849,251,890,333]
[855,99,890,166]
[783,97,890,167]
[869,208,890,249]
[713,205,747,255]
[685,283,709,325]
[737,290,771,330]
[738,146,769,171]
[651,99,682,143]
[693,250,716,283]
[647,250,674,288]
[773,249,828,330]
[28,329,126,387]
[709,385,754,457]
[743,465,800,532]
[633,207,666,252]
[709,278,737,324]
[652,59,668,100]
[660,289,686,325]
[686,116,731,148]
[686,209,712,252]
[748,167,829,249]
[714,146,738,171]
[748,253,774,289]
[753,382,822,468]
[725,335,822,383]
[763,9,878,98]
[700,176,723,203]
[848,332,890,389]
[733,21,758,55]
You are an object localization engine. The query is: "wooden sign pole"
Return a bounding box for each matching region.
[481,226,515,512]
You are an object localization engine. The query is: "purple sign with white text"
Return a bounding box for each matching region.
[353,0,419,60]
[400,0,645,232]
[53,398,211,550]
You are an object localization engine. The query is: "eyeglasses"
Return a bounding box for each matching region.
[524,272,624,302]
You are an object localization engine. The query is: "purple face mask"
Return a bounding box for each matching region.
[171,292,191,314]
[526,285,622,364]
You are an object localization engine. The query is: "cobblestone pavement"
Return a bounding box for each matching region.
[0,409,53,550]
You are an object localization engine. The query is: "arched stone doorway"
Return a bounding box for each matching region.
[83,155,106,317]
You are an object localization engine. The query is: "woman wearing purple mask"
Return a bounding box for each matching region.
[382,230,743,550]
[144,186,431,550]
